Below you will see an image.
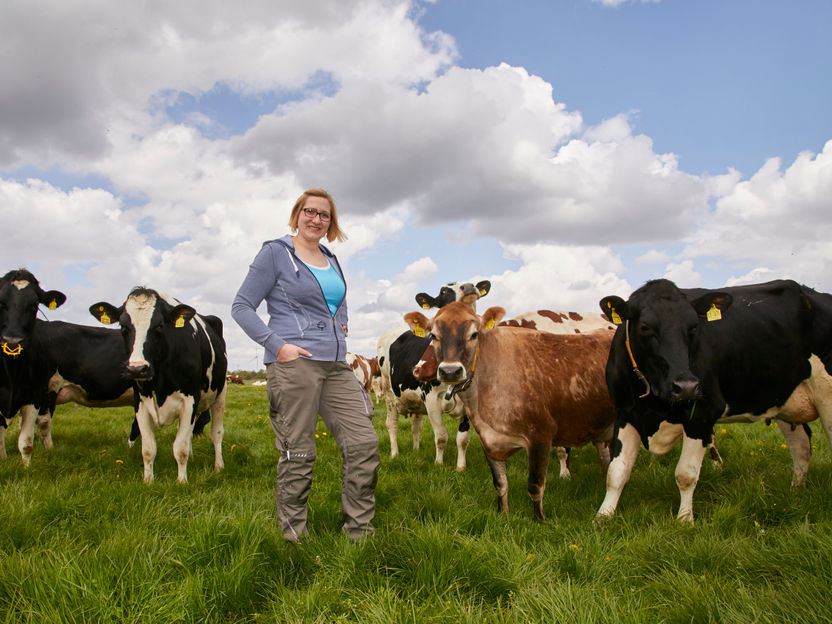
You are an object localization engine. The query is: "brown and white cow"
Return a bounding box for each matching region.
[377,281,491,470]
[405,302,615,520]
[346,353,379,396]
[413,308,617,479]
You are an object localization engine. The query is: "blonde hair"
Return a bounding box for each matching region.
[288,188,347,243]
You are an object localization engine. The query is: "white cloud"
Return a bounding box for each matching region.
[663,260,702,287]
[635,249,671,264]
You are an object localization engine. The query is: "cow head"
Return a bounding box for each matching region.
[414,280,491,311]
[90,288,195,381]
[599,279,732,402]
[0,269,66,356]
[405,301,505,386]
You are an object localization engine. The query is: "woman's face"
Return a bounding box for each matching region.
[297,196,332,243]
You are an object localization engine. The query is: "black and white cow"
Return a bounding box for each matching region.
[0,269,137,463]
[376,281,491,470]
[597,278,832,523]
[90,288,227,483]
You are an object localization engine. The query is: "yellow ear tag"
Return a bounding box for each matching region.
[479,288,487,296]
[484,318,495,331]
[421,303,431,310]
[48,299,57,310]
[175,316,185,328]
[606,302,622,325]
[99,308,111,325]
[412,320,425,338]
[706,304,722,322]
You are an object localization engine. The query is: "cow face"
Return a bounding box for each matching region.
[414,280,492,310]
[600,279,732,402]
[90,289,195,381]
[405,301,505,385]
[0,269,66,355]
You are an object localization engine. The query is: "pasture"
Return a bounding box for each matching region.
[0,384,830,623]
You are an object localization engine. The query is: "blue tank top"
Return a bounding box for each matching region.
[305,260,345,316]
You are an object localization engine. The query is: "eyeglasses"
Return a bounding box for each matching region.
[301,207,331,222]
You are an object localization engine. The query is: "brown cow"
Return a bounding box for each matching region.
[404,301,615,521]
[346,353,378,395]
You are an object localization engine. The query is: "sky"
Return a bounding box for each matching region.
[1,0,831,371]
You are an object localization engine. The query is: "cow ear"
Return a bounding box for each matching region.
[404,311,430,337]
[89,302,121,325]
[475,280,491,298]
[169,304,196,328]
[481,306,506,331]
[692,293,733,322]
[600,296,627,325]
[414,293,438,310]
[40,290,66,311]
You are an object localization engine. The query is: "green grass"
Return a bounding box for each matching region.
[0,385,831,623]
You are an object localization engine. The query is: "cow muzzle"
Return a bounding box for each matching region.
[437,362,465,383]
[670,376,700,402]
[1,337,23,357]
[126,363,153,381]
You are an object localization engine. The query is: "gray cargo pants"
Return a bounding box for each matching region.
[266,357,379,542]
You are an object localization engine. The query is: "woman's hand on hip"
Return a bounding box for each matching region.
[277,343,312,362]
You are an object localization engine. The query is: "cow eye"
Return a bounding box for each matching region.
[469,332,479,341]
[638,323,654,336]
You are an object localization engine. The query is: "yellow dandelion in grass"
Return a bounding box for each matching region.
[100,449,107,454]
[526,553,536,561]
[571,544,580,551]
[315,434,320,439]
[721,428,727,434]
[781,444,788,449]
[115,459,124,465]
[606,556,612,561]
[230,444,237,452]
[322,431,328,436]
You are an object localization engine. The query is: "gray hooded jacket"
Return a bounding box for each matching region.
[231,235,348,364]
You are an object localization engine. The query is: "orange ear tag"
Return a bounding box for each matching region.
[706,304,722,322]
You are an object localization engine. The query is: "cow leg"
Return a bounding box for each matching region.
[210,388,226,472]
[411,413,423,451]
[17,404,39,466]
[455,427,470,472]
[556,447,571,479]
[775,419,811,488]
[135,403,157,483]
[172,396,197,483]
[595,441,611,473]
[423,393,448,464]
[36,412,53,449]
[596,423,641,520]
[708,430,724,470]
[385,400,400,458]
[527,443,551,521]
[675,434,708,524]
[484,453,510,513]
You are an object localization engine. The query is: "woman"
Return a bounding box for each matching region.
[231,188,379,542]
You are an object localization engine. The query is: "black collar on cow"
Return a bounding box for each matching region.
[625,320,652,399]
[444,346,480,401]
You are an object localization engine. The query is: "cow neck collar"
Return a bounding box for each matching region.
[444,346,479,400]
[625,320,652,399]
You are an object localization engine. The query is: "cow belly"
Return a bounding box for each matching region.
[149,392,194,427]
[720,356,830,425]
[50,372,133,407]
[394,389,427,415]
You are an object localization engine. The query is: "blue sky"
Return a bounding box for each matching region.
[1,0,831,369]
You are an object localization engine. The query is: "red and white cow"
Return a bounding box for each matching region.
[377,281,490,470]
[405,302,616,520]
[346,353,379,396]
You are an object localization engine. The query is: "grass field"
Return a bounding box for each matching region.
[0,383,831,623]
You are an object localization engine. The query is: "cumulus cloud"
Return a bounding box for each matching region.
[681,140,832,291]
